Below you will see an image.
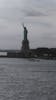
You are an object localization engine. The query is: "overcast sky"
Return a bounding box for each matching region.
[0,0,56,49]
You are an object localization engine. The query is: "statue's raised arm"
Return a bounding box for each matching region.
[22,23,24,29]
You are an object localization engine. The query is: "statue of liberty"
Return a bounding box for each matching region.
[22,24,28,40]
[21,23,29,53]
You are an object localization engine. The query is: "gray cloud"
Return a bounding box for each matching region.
[23,9,47,17]
[0,0,26,8]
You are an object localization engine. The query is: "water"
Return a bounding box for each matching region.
[0,58,56,100]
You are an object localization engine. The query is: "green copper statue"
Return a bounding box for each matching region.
[21,23,29,53]
[23,24,28,40]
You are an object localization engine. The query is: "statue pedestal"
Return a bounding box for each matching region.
[21,39,29,53]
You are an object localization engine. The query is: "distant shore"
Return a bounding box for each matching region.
[0,47,56,60]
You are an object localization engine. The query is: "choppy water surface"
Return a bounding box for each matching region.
[0,58,56,100]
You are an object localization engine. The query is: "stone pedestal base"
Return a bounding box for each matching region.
[21,39,29,53]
